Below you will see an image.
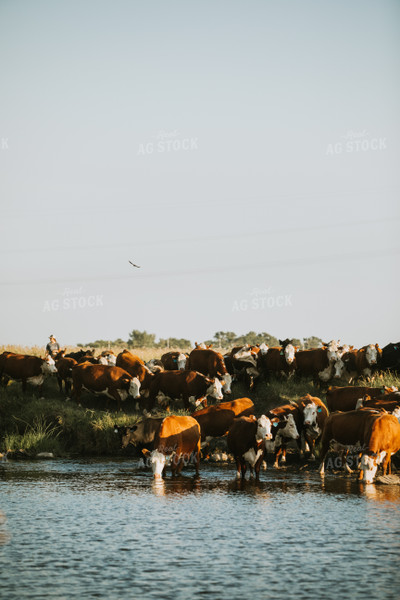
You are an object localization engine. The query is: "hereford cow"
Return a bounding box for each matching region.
[227,415,273,480]
[297,394,329,459]
[258,340,296,380]
[187,348,232,394]
[144,370,224,413]
[295,342,342,383]
[340,344,382,381]
[98,351,117,366]
[0,352,57,396]
[326,385,397,412]
[193,398,254,442]
[55,355,77,395]
[359,413,400,483]
[142,415,201,478]
[161,352,188,371]
[116,350,154,391]
[319,409,381,476]
[265,405,301,467]
[70,363,141,411]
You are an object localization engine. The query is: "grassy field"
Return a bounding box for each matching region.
[0,345,399,459]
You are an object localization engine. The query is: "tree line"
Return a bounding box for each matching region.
[78,330,324,350]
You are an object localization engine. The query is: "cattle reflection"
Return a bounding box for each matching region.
[363,484,400,503]
[0,510,11,545]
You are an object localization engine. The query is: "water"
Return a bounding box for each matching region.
[1,459,400,599]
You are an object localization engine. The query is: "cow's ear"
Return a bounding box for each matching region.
[142,448,150,456]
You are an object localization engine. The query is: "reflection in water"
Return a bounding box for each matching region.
[0,510,11,546]
[1,460,400,600]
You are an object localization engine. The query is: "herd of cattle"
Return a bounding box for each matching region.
[1,340,400,484]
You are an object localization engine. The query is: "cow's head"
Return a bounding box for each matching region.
[129,376,141,399]
[365,344,378,365]
[273,413,299,439]
[284,344,296,365]
[326,340,340,362]
[303,402,323,427]
[142,448,165,479]
[257,415,272,441]
[177,353,187,370]
[206,378,224,401]
[359,453,384,484]
[259,343,269,355]
[333,358,346,379]
[221,372,232,394]
[42,356,57,374]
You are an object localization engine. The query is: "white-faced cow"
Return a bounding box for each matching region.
[227,415,273,480]
[0,352,57,396]
[70,363,140,411]
[187,348,232,395]
[142,415,201,478]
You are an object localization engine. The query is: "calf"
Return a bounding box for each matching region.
[359,413,400,483]
[227,415,273,480]
[145,370,224,413]
[70,363,141,411]
[142,416,201,478]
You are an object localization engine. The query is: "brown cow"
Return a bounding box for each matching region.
[187,348,232,394]
[70,363,141,411]
[356,394,400,412]
[340,344,382,382]
[295,347,340,383]
[193,398,254,442]
[258,341,297,380]
[116,350,154,391]
[55,355,77,395]
[227,415,273,480]
[160,352,188,371]
[319,409,381,476]
[142,415,201,478]
[0,351,57,396]
[326,385,396,412]
[359,413,400,483]
[145,370,224,413]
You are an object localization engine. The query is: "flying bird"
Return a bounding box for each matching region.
[129,261,141,268]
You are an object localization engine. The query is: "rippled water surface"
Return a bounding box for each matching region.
[1,459,400,599]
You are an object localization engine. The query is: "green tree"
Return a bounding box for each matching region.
[127,330,156,348]
[303,336,324,349]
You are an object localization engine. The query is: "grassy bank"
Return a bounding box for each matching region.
[0,347,399,458]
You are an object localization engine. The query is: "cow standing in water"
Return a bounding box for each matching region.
[142,416,201,479]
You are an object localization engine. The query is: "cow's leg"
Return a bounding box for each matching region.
[254,452,265,480]
[319,439,330,476]
[56,375,63,393]
[235,457,242,479]
[240,459,247,480]
[108,388,122,412]
[273,446,282,468]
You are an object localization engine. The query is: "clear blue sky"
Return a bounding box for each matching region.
[1,0,399,348]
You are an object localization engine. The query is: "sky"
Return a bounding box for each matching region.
[0,0,399,349]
